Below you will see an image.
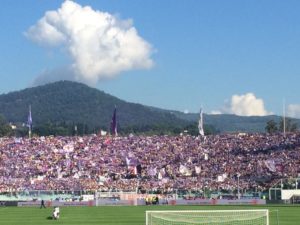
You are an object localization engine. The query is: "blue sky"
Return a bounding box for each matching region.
[0,0,300,117]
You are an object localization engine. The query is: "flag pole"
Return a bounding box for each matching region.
[28,105,32,139]
[283,99,286,137]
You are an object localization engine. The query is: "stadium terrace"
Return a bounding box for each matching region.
[0,133,299,194]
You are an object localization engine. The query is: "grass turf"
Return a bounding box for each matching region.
[0,205,299,225]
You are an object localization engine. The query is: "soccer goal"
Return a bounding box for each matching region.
[146,209,269,225]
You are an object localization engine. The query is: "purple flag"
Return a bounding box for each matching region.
[110,106,117,136]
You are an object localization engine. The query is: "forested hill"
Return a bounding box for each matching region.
[0,80,299,135]
[172,112,300,133]
[0,81,189,134]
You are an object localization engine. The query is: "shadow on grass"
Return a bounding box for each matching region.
[46,216,53,220]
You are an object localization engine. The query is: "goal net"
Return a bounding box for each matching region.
[146,210,269,225]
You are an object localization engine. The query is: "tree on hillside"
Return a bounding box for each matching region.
[0,114,12,137]
[279,118,298,132]
[265,120,278,134]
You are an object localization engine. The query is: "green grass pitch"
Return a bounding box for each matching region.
[0,205,299,225]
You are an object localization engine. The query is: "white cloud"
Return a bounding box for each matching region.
[287,104,300,118]
[25,0,153,86]
[212,93,272,116]
[210,110,222,115]
[229,93,271,116]
[183,109,189,114]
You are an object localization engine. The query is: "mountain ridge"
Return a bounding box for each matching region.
[0,80,299,134]
[0,81,189,134]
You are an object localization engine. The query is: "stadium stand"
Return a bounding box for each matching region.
[0,133,299,200]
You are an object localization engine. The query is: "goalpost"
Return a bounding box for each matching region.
[146,210,269,225]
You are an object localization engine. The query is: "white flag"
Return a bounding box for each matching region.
[158,171,162,180]
[217,175,224,182]
[264,160,276,172]
[198,108,205,136]
[100,130,107,136]
[204,153,208,161]
[179,165,192,176]
[195,166,201,174]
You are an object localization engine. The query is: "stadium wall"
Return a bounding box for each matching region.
[167,199,266,205]
[18,201,95,207]
[0,201,18,206]
[16,199,266,207]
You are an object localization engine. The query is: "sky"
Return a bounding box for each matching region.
[0,0,300,117]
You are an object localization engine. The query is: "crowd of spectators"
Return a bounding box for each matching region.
[0,132,299,193]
